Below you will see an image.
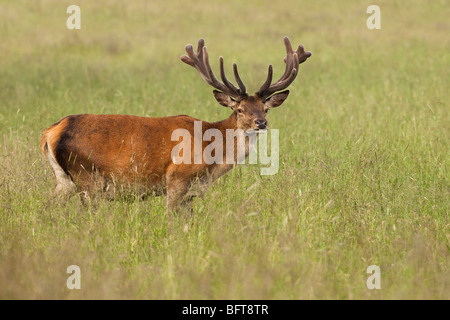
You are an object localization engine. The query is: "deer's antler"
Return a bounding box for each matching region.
[256,37,311,99]
[181,39,248,101]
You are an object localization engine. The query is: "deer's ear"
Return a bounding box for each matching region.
[213,90,237,108]
[264,90,289,108]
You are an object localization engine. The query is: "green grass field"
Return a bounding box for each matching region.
[0,0,448,299]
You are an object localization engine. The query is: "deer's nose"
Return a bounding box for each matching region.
[255,119,267,129]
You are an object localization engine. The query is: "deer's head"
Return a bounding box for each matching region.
[181,37,311,132]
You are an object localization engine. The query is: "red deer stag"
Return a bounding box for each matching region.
[40,37,311,212]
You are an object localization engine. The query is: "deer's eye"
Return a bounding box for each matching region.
[237,109,244,114]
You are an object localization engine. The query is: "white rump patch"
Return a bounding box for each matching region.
[45,143,76,194]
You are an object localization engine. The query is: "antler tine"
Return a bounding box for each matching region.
[273,37,295,85]
[256,65,273,96]
[202,46,229,93]
[197,38,205,60]
[181,38,248,101]
[180,44,196,67]
[233,64,246,95]
[275,37,298,85]
[219,57,240,97]
[295,44,312,64]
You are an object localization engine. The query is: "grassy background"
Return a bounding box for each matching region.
[0,0,448,299]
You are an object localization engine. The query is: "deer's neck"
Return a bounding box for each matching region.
[211,112,238,132]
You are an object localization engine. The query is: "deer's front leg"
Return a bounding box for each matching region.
[186,164,233,199]
[166,173,192,214]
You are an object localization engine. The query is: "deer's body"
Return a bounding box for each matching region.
[40,37,311,212]
[40,112,245,209]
